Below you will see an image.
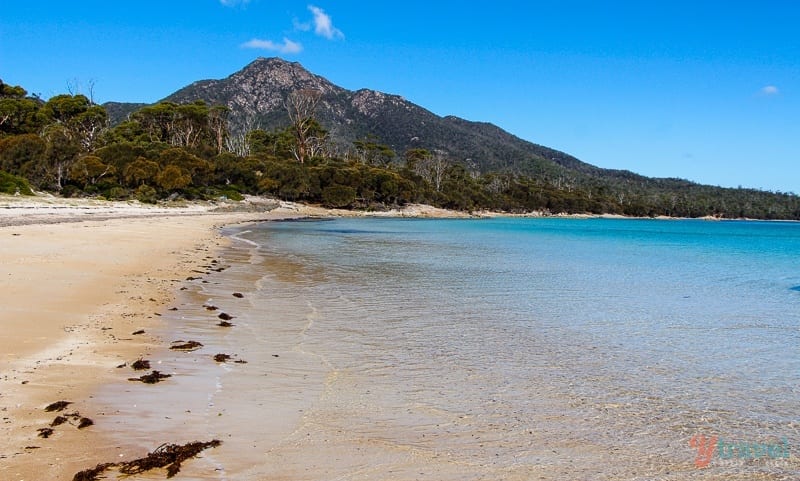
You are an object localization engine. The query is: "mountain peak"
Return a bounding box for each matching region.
[131,59,597,179]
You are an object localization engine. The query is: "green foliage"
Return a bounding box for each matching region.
[104,186,128,200]
[0,170,33,195]
[0,79,797,219]
[322,185,357,208]
[135,184,158,204]
[156,164,191,192]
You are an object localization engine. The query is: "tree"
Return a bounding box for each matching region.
[284,89,322,163]
[353,136,395,166]
[41,124,80,190]
[414,149,449,191]
[156,164,191,191]
[0,134,46,174]
[0,82,44,135]
[208,105,229,154]
[70,155,115,187]
[123,156,160,187]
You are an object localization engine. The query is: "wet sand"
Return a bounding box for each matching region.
[0,196,287,480]
[0,195,475,480]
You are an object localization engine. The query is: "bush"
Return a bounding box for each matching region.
[135,184,158,204]
[0,170,34,195]
[104,186,129,200]
[322,185,357,208]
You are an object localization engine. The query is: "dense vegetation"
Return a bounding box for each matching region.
[2,79,799,219]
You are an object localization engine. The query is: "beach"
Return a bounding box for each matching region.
[0,196,474,480]
[2,196,798,481]
[0,196,285,480]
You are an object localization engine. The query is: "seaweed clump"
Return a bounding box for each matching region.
[71,440,222,480]
[128,370,172,384]
[213,353,231,362]
[44,400,72,412]
[131,358,151,370]
[170,340,203,351]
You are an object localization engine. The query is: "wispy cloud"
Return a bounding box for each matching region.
[220,0,250,7]
[308,5,344,40]
[241,38,303,54]
[760,85,779,96]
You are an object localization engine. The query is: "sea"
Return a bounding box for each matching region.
[96,217,800,480]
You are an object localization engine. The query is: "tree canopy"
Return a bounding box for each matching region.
[0,79,798,219]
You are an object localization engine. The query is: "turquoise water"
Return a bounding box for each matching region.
[129,217,798,480]
[228,218,800,479]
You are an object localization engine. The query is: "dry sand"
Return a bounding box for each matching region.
[0,195,475,480]
[0,195,288,480]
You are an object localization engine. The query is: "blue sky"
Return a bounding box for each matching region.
[2,1,798,192]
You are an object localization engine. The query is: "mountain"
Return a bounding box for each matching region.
[106,57,649,185]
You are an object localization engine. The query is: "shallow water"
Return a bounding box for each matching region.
[95,217,800,480]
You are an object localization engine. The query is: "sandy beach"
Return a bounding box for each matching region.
[0,195,290,480]
[0,195,476,480]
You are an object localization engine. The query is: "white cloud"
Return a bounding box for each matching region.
[760,85,779,96]
[241,38,303,54]
[308,5,344,39]
[220,0,250,6]
[293,17,311,32]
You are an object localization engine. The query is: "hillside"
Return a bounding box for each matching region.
[107,57,626,183]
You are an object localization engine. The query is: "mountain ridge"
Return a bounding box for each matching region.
[106,57,631,184]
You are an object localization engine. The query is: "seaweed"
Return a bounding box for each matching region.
[232,292,244,298]
[37,427,54,438]
[71,463,115,481]
[203,304,218,311]
[213,353,231,362]
[50,415,68,427]
[170,340,203,351]
[120,440,222,478]
[131,358,151,370]
[129,370,172,384]
[72,440,222,480]
[44,400,72,412]
[77,417,94,429]
[217,320,234,327]
[217,313,234,321]
[132,329,145,335]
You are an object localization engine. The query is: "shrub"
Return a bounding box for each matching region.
[104,186,129,200]
[0,170,34,195]
[135,184,158,204]
[322,185,357,208]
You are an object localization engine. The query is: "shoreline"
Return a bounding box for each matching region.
[2,194,796,479]
[0,197,292,480]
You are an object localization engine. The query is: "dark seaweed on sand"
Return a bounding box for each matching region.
[44,400,72,412]
[71,440,222,481]
[169,340,203,351]
[132,329,145,335]
[71,463,115,481]
[217,312,234,321]
[217,320,234,327]
[128,370,171,384]
[232,292,244,298]
[213,353,231,362]
[37,427,54,438]
[77,417,94,429]
[50,415,68,427]
[131,358,151,370]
